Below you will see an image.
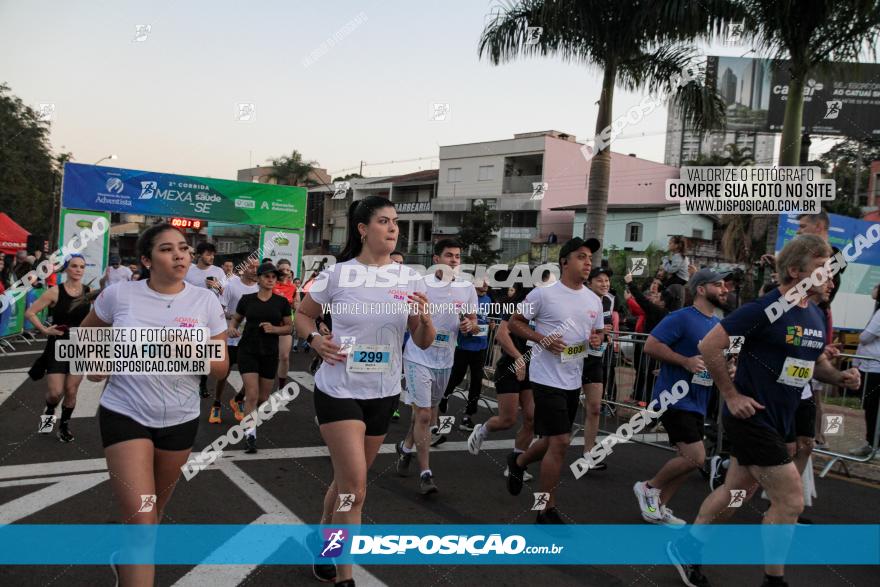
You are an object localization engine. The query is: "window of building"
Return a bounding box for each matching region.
[692,228,704,239]
[447,167,463,183]
[478,165,495,181]
[626,222,642,242]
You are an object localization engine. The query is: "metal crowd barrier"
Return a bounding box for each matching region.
[812,352,880,477]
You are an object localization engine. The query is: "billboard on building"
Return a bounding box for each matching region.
[706,56,880,139]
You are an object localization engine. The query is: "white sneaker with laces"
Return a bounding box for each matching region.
[633,481,663,522]
[660,505,686,526]
[467,424,484,455]
[849,443,873,457]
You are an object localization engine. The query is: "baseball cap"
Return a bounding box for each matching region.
[257,262,280,277]
[558,237,601,263]
[588,266,613,280]
[689,268,727,294]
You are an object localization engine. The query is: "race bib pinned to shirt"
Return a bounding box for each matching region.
[777,357,815,388]
[432,330,453,348]
[586,342,607,358]
[561,341,587,363]
[476,324,489,337]
[347,344,392,373]
[691,370,714,386]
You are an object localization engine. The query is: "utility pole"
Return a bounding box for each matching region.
[854,140,863,206]
[359,160,364,176]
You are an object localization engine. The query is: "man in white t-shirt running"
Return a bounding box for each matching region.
[396,239,478,495]
[100,254,132,288]
[211,258,260,424]
[505,237,605,523]
[184,242,226,397]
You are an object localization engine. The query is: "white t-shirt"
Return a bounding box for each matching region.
[185,263,226,293]
[309,259,426,399]
[855,308,880,373]
[94,280,227,427]
[105,266,132,285]
[220,277,259,347]
[404,274,478,369]
[520,281,605,390]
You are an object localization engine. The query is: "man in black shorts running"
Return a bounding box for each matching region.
[505,237,605,523]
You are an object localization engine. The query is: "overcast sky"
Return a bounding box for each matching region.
[2,0,850,181]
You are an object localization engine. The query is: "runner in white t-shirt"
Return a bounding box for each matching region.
[505,237,605,523]
[396,240,478,496]
[79,223,228,587]
[295,196,435,586]
[212,258,260,424]
[100,254,132,288]
[184,242,225,398]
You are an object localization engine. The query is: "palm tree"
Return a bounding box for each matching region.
[738,0,880,251]
[267,150,319,186]
[479,0,737,263]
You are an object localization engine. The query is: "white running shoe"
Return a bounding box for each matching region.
[467,424,484,455]
[849,442,873,457]
[660,505,686,526]
[633,481,663,522]
[504,467,533,482]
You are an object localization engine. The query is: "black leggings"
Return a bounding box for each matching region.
[444,347,488,415]
[859,370,880,446]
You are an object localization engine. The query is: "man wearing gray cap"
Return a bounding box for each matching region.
[100,254,132,288]
[633,268,728,528]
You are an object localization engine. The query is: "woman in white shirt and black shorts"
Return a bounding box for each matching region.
[296,196,435,587]
[80,223,228,586]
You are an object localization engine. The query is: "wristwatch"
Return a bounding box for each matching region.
[306,331,321,344]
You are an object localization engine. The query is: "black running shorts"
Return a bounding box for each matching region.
[723,414,792,467]
[313,386,399,437]
[99,406,199,451]
[660,408,705,446]
[532,382,580,437]
[237,348,277,379]
[581,355,605,385]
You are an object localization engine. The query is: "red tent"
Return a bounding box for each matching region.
[0,212,30,255]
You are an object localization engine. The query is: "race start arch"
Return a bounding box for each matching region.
[60,162,307,286]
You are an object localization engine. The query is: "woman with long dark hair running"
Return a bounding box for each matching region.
[296,196,434,587]
[79,223,228,586]
[25,254,94,442]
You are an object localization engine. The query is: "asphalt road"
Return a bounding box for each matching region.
[0,340,877,586]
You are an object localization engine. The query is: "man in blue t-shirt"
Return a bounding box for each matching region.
[668,235,861,587]
[440,280,493,431]
[633,268,728,527]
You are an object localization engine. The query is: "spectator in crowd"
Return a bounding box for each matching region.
[100,254,133,287]
[626,272,678,403]
[853,305,880,457]
[660,236,690,287]
[222,260,235,280]
[12,250,32,281]
[0,255,7,293]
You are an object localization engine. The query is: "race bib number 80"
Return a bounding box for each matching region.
[561,341,587,363]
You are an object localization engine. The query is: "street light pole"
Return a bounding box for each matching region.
[94,154,118,166]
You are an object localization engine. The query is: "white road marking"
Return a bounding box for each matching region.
[171,461,386,587]
[0,372,30,409]
[0,472,109,524]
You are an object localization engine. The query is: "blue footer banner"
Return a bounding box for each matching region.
[1,525,878,565]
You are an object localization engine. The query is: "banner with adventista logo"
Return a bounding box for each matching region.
[61,163,306,228]
[258,227,303,277]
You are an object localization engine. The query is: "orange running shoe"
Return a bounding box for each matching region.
[229,398,244,421]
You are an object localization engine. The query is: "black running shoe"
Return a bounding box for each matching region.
[506,452,525,496]
[395,441,412,476]
[759,577,789,587]
[459,416,474,431]
[312,562,337,583]
[58,424,74,443]
[419,472,438,495]
[334,580,355,587]
[536,507,565,524]
[245,435,257,454]
[667,540,711,587]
